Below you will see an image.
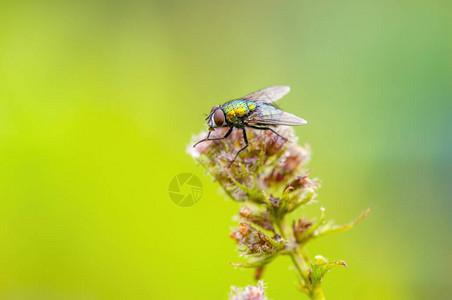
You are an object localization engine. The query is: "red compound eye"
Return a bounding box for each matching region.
[213,109,225,126]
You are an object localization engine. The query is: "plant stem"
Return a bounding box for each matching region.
[310,285,325,300]
[289,251,309,286]
[276,218,325,299]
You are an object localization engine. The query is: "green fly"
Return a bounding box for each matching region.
[194,86,307,166]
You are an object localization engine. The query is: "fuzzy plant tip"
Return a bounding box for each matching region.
[188,126,370,299]
[229,280,268,300]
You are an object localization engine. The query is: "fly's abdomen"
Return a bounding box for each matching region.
[222,100,256,124]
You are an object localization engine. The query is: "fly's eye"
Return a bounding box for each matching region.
[213,109,225,126]
[205,105,220,121]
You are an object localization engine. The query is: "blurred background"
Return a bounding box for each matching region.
[0,0,450,299]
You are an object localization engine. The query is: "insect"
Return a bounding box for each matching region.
[193,86,307,166]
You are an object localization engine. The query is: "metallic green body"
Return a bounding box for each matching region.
[221,100,257,128]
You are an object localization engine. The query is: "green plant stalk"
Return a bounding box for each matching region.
[310,285,325,300]
[277,218,323,299]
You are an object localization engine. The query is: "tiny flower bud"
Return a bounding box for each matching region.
[229,280,268,300]
[293,217,314,241]
[230,221,282,255]
[239,206,274,231]
[285,172,318,191]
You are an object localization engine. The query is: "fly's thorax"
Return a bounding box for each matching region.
[246,101,257,112]
[221,100,257,124]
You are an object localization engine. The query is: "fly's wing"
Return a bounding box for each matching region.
[245,104,307,126]
[242,86,290,103]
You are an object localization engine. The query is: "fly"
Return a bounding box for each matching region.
[193,86,307,166]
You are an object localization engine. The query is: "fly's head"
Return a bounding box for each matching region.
[206,105,226,131]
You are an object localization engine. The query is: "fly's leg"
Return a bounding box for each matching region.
[228,128,249,167]
[247,125,289,142]
[193,127,233,147]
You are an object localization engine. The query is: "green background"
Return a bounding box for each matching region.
[0,1,450,299]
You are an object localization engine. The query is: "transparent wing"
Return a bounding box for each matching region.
[242,85,291,103]
[245,104,307,126]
